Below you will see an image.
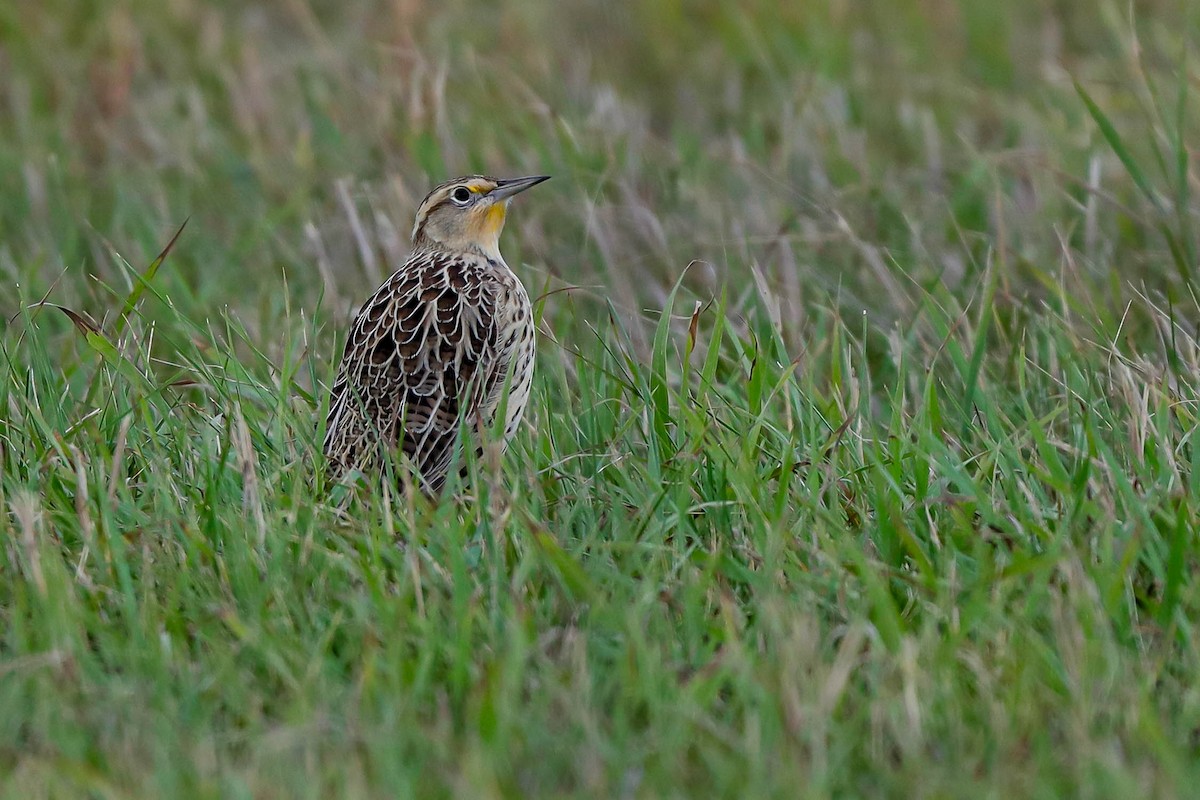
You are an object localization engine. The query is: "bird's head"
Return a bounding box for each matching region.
[411,174,550,259]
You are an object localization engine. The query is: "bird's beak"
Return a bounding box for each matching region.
[490,175,551,202]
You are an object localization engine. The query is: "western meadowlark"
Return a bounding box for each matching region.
[323,174,549,492]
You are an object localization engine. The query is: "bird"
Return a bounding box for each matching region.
[322,174,549,493]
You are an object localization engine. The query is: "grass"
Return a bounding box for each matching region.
[2,0,1200,796]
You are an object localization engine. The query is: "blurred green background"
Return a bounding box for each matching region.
[2,0,1194,331]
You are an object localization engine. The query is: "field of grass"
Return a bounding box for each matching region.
[2,0,1200,796]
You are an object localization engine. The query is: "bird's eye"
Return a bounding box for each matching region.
[451,187,472,204]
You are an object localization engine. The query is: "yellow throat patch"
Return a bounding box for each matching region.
[479,201,507,240]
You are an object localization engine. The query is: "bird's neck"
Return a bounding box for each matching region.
[412,235,505,265]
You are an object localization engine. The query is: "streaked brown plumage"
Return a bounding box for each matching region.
[323,174,548,492]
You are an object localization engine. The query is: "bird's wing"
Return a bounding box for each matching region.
[323,252,502,490]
